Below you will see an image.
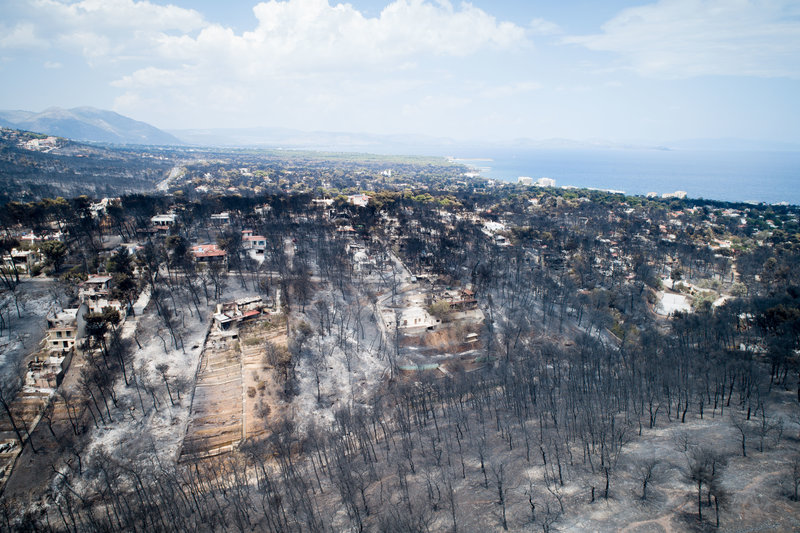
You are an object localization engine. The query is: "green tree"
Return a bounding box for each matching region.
[427,300,452,322]
[40,240,67,273]
[670,266,683,290]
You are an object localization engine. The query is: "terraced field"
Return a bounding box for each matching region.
[180,316,286,461]
[180,333,243,460]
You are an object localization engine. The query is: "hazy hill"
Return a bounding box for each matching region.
[171,126,799,155]
[169,126,462,154]
[0,107,183,146]
[0,128,175,203]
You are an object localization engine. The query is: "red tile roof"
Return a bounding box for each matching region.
[191,244,226,258]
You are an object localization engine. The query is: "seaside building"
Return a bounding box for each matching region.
[662,191,688,199]
[517,176,533,186]
[536,177,556,187]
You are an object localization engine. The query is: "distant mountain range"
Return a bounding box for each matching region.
[170,127,800,155]
[168,127,675,155]
[0,107,183,146]
[1,106,796,153]
[168,126,466,154]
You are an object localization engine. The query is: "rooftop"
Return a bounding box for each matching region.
[191,244,226,258]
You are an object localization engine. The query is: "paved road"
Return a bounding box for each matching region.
[155,165,184,192]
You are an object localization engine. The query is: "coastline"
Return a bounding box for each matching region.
[449,148,800,205]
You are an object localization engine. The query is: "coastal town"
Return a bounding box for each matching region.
[1,0,798,529]
[0,140,798,531]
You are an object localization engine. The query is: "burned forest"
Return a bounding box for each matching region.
[1,145,799,532]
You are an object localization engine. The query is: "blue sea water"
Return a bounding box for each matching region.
[450,148,800,205]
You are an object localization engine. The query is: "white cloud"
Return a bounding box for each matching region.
[0,23,49,49]
[142,0,527,80]
[6,0,205,63]
[565,0,800,79]
[106,0,529,130]
[10,0,525,73]
[4,0,531,134]
[43,60,62,68]
[32,0,205,33]
[529,17,561,36]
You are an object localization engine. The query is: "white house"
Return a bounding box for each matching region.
[383,306,440,332]
[662,191,688,199]
[46,308,80,353]
[347,194,370,207]
[79,275,124,314]
[210,212,230,224]
[151,213,177,226]
[243,234,267,253]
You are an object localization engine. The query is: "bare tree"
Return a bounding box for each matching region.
[491,462,509,531]
[787,455,800,501]
[635,457,661,501]
[0,362,37,453]
[155,363,176,406]
[730,411,750,457]
[686,446,727,523]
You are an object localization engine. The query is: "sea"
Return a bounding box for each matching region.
[448,148,800,205]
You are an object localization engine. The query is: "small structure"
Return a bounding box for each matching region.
[439,288,479,311]
[662,190,688,199]
[23,136,57,151]
[2,249,40,275]
[347,194,370,207]
[89,198,112,219]
[192,244,227,264]
[494,234,510,246]
[312,198,335,207]
[398,307,439,330]
[86,296,123,315]
[535,177,556,187]
[19,232,42,245]
[150,213,177,227]
[383,306,440,332]
[242,233,267,253]
[46,308,79,353]
[79,275,123,314]
[213,297,271,330]
[27,354,72,389]
[81,275,111,293]
[352,250,373,272]
[210,212,230,225]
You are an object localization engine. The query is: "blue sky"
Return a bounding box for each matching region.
[1,0,798,144]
